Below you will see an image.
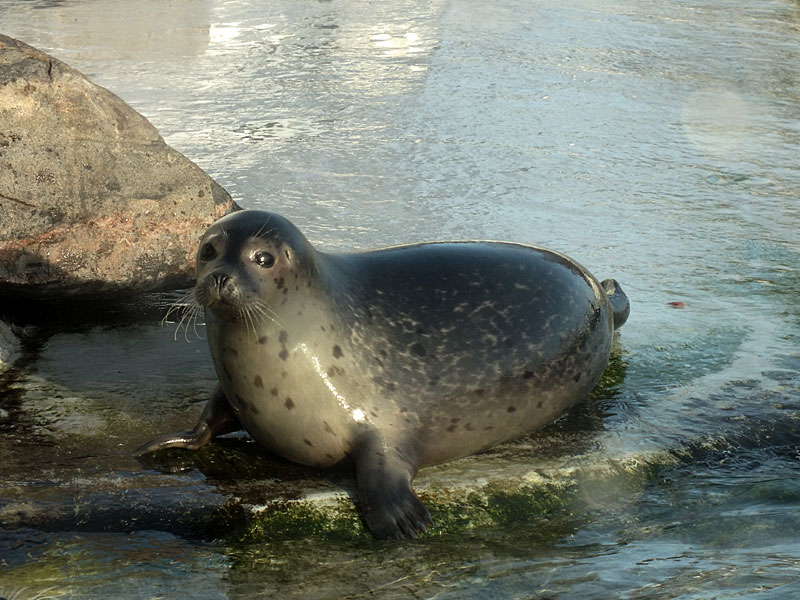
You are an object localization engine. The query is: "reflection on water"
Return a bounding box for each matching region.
[2,0,799,597]
[12,0,212,60]
[681,88,753,158]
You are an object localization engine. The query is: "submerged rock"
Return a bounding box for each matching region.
[0,35,239,297]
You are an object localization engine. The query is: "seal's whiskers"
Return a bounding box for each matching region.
[247,300,284,330]
[162,290,204,342]
[239,305,256,338]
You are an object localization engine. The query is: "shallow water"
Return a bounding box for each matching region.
[2,0,799,597]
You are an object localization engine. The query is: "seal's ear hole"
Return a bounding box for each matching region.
[199,242,217,262]
[253,250,276,269]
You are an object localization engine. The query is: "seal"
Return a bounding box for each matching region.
[136,210,630,539]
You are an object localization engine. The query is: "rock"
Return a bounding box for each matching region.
[0,35,239,297]
[0,319,20,369]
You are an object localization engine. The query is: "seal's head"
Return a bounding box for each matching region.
[193,210,316,320]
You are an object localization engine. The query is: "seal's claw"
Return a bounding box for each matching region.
[362,486,432,540]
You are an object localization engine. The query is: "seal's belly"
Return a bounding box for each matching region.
[379,315,611,467]
[210,325,356,468]
[412,346,608,466]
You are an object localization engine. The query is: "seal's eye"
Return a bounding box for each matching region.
[253,250,276,268]
[199,243,217,261]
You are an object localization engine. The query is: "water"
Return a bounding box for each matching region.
[2,0,799,597]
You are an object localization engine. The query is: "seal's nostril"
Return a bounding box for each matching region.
[213,273,230,291]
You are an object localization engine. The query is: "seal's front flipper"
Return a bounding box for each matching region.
[354,431,432,540]
[134,384,242,456]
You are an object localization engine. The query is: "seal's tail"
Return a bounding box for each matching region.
[601,279,630,330]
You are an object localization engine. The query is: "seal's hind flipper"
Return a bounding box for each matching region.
[601,278,630,329]
[134,384,242,456]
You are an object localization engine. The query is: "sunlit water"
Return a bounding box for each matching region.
[1,0,799,597]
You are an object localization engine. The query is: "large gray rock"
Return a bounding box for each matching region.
[0,35,239,297]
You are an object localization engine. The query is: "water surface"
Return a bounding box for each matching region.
[1,0,799,597]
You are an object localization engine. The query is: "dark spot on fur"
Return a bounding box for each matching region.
[270,387,279,396]
[258,336,268,345]
[226,346,238,357]
[483,426,493,431]
[465,423,474,431]
[279,348,289,361]
[537,401,543,408]
[304,438,314,447]
[235,394,246,409]
[573,372,582,382]
[410,342,426,357]
[370,411,378,418]
[282,288,288,296]
[321,325,326,332]
[429,375,439,386]
[275,277,285,289]
[474,388,485,395]
[281,370,288,378]
[333,345,343,359]
[249,402,260,415]
[326,453,335,460]
[285,397,295,410]
[253,375,264,388]
[279,330,288,344]
[327,365,344,378]
[451,417,461,424]
[385,382,396,392]
[447,424,457,432]
[379,349,387,358]
[523,370,534,379]
[324,422,334,435]
[507,406,517,413]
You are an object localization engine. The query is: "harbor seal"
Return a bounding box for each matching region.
[136,210,630,539]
